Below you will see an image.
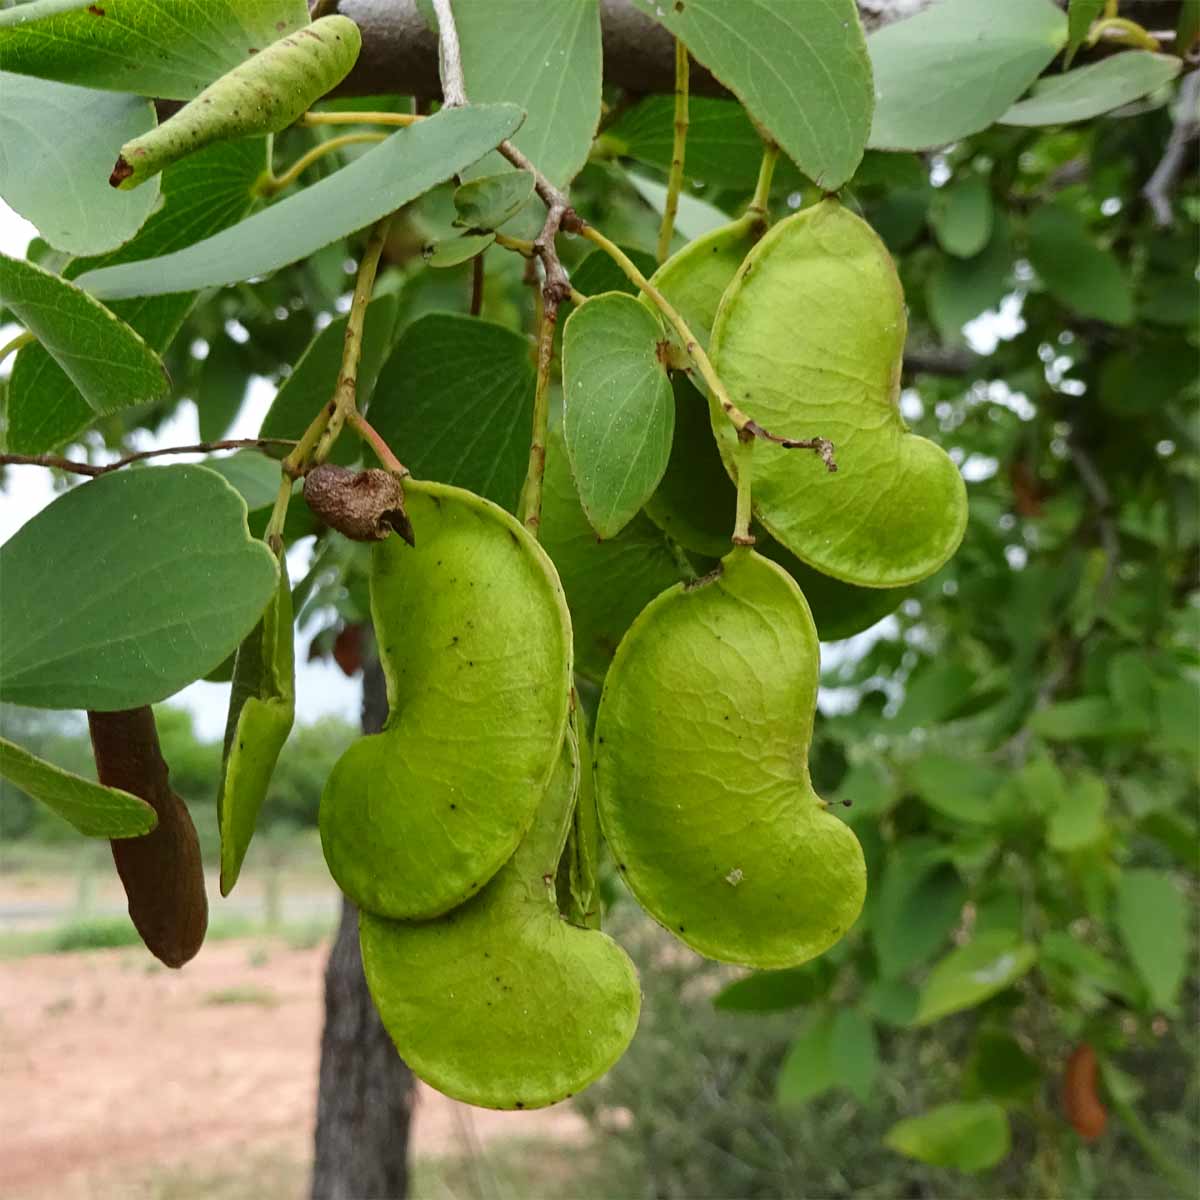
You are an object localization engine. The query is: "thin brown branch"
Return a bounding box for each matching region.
[1143,69,1200,227]
[0,439,299,479]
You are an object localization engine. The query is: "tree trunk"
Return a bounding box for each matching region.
[311,658,415,1200]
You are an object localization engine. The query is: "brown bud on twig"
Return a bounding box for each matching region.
[302,464,414,545]
[88,707,208,968]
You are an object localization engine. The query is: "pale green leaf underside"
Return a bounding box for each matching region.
[368,312,535,514]
[0,252,168,415]
[0,735,156,838]
[360,732,640,1110]
[0,0,310,100]
[563,291,674,540]
[709,200,967,587]
[632,0,873,190]
[1001,51,1182,127]
[0,71,159,255]
[885,1101,1011,1172]
[319,481,572,921]
[868,0,1067,150]
[453,0,601,190]
[625,170,731,243]
[595,548,866,968]
[0,465,279,711]
[6,137,265,453]
[76,104,524,299]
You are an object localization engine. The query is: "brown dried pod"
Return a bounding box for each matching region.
[302,465,414,545]
[1062,1043,1107,1141]
[88,707,208,968]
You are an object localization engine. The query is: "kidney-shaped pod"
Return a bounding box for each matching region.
[320,479,572,919]
[595,547,866,968]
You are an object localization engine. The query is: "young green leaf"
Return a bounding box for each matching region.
[868,0,1067,150]
[217,550,296,895]
[5,137,266,453]
[632,0,873,190]
[423,232,495,267]
[1115,868,1188,1011]
[0,0,310,100]
[913,932,1037,1025]
[1028,205,1133,325]
[111,16,361,190]
[367,312,535,513]
[929,174,993,259]
[0,735,156,839]
[926,213,1012,342]
[776,1012,837,1106]
[713,963,833,1013]
[0,465,279,711]
[0,252,168,415]
[76,104,524,300]
[1065,0,1106,67]
[885,1101,1010,1171]
[1002,52,1182,127]
[831,1009,879,1104]
[872,841,967,978]
[562,292,674,539]
[453,171,534,231]
[1046,772,1108,852]
[0,71,159,255]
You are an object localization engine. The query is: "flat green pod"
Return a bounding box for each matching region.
[217,548,296,895]
[360,725,640,1110]
[709,200,967,588]
[320,480,572,919]
[595,547,866,968]
[112,17,362,189]
[539,430,690,683]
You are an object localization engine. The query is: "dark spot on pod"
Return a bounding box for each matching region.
[449,803,457,811]
[303,464,414,544]
[87,3,105,14]
[109,156,134,188]
[618,863,627,871]
[515,1101,525,1109]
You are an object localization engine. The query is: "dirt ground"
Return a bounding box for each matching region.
[0,937,585,1200]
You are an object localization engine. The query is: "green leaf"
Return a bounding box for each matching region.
[776,1012,837,1106]
[964,1031,1048,1103]
[911,755,1004,825]
[1002,52,1182,127]
[927,212,1012,342]
[709,200,967,588]
[449,0,600,190]
[0,252,168,415]
[929,175,993,258]
[562,292,674,539]
[367,312,536,514]
[0,735,156,838]
[112,15,359,190]
[713,963,833,1012]
[0,465,279,710]
[217,551,295,894]
[626,170,732,243]
[1031,695,1141,740]
[868,0,1067,150]
[1046,772,1108,852]
[76,104,524,299]
[831,1009,879,1103]
[540,430,689,684]
[885,1101,1010,1171]
[423,232,495,267]
[1180,0,1200,55]
[1027,205,1133,326]
[0,71,159,255]
[196,335,251,443]
[1066,0,1106,66]
[0,0,310,100]
[1115,868,1188,1011]
[452,171,534,231]
[259,295,400,468]
[864,978,919,1027]
[914,932,1037,1025]
[5,137,265,453]
[873,841,966,978]
[571,245,658,300]
[203,452,283,515]
[632,0,873,190]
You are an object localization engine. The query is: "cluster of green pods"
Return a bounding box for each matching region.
[307,200,966,1107]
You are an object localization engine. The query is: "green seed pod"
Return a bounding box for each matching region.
[111,16,362,190]
[360,721,641,1110]
[595,547,867,969]
[708,200,968,587]
[216,546,296,896]
[319,479,572,920]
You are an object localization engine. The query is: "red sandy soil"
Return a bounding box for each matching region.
[0,938,584,1199]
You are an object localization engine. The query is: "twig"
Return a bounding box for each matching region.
[0,330,33,370]
[577,224,837,470]
[747,140,779,222]
[1068,441,1120,600]
[0,438,298,478]
[302,110,421,128]
[517,299,559,536]
[656,39,689,263]
[430,0,468,107]
[1086,15,1160,51]
[470,252,485,316]
[258,132,386,196]
[1143,70,1200,227]
[348,410,408,476]
[732,433,756,546]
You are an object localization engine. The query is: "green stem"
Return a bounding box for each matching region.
[0,330,34,370]
[733,432,756,545]
[1087,15,1160,49]
[258,132,386,197]
[302,110,422,129]
[656,39,689,263]
[517,300,558,536]
[747,141,779,222]
[348,409,408,475]
[263,476,293,552]
[1107,1091,1195,1196]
